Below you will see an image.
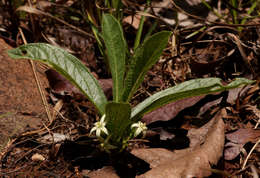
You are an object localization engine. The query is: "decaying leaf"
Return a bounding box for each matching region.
[224,142,243,161]
[123,14,142,29]
[87,166,119,178]
[226,128,260,144]
[142,95,205,124]
[133,109,225,178]
[226,86,251,104]
[45,69,113,99]
[224,128,260,160]
[187,109,226,148]
[98,79,113,100]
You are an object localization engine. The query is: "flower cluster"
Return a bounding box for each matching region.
[90,115,147,138]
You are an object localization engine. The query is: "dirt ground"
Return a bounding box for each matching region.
[0,39,49,151]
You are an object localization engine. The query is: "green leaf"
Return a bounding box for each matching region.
[102,14,127,102]
[105,102,131,146]
[7,43,107,115]
[122,31,172,102]
[131,77,254,120]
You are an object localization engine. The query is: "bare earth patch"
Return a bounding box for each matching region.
[0,39,49,152]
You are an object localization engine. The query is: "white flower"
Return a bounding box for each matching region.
[90,115,109,137]
[131,121,147,137]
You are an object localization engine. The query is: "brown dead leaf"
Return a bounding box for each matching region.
[133,109,225,178]
[187,109,226,148]
[226,128,260,144]
[45,69,113,99]
[123,14,142,29]
[87,166,119,178]
[224,128,260,160]
[224,142,243,161]
[45,69,80,95]
[227,86,251,105]
[98,79,113,100]
[142,95,205,124]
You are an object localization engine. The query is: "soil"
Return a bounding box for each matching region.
[0,39,49,151]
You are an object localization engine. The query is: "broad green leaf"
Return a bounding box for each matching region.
[122,31,172,102]
[7,43,107,115]
[102,14,127,102]
[131,78,254,120]
[105,102,131,145]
